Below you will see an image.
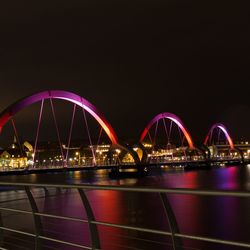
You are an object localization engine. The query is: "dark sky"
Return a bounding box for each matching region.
[0,1,250,143]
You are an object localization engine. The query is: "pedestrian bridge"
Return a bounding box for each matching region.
[0,90,249,171]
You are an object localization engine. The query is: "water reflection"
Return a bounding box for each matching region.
[0,166,250,249]
[214,166,239,190]
[245,164,250,190]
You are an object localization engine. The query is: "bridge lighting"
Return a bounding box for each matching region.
[205,123,234,150]
[28,160,34,165]
[140,112,194,149]
[0,90,119,146]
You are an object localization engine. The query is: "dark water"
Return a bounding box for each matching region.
[0,165,250,250]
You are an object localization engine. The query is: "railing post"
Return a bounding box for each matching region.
[78,188,100,250]
[43,187,49,196]
[56,187,61,194]
[25,186,43,250]
[0,211,3,246]
[159,193,182,250]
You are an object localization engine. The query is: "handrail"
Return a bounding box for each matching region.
[0,182,249,250]
[0,182,250,197]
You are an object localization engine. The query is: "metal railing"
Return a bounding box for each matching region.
[0,182,249,250]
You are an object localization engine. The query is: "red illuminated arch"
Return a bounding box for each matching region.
[0,90,118,145]
[204,123,234,150]
[140,112,194,149]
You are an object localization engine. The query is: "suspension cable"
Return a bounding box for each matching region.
[49,98,65,166]
[162,118,169,150]
[65,104,76,167]
[94,127,103,161]
[217,128,221,145]
[167,120,173,147]
[147,130,153,145]
[11,119,23,157]
[33,99,44,168]
[81,100,96,165]
[178,126,187,160]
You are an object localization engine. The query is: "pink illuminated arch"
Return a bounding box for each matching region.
[0,90,118,145]
[140,112,194,149]
[204,123,234,150]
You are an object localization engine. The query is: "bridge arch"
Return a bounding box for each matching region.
[204,123,234,150]
[0,90,118,145]
[140,112,194,149]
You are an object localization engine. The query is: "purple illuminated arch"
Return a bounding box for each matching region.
[140,112,194,149]
[0,90,118,145]
[204,123,234,150]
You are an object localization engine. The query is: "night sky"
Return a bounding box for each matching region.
[0,1,250,143]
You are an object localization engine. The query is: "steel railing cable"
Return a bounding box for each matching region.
[0,183,250,249]
[99,229,173,248]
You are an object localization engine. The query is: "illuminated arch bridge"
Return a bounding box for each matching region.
[138,112,204,164]
[0,90,246,170]
[138,114,244,164]
[0,90,140,169]
[203,123,243,161]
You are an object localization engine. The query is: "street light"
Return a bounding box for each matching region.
[75,151,80,165]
